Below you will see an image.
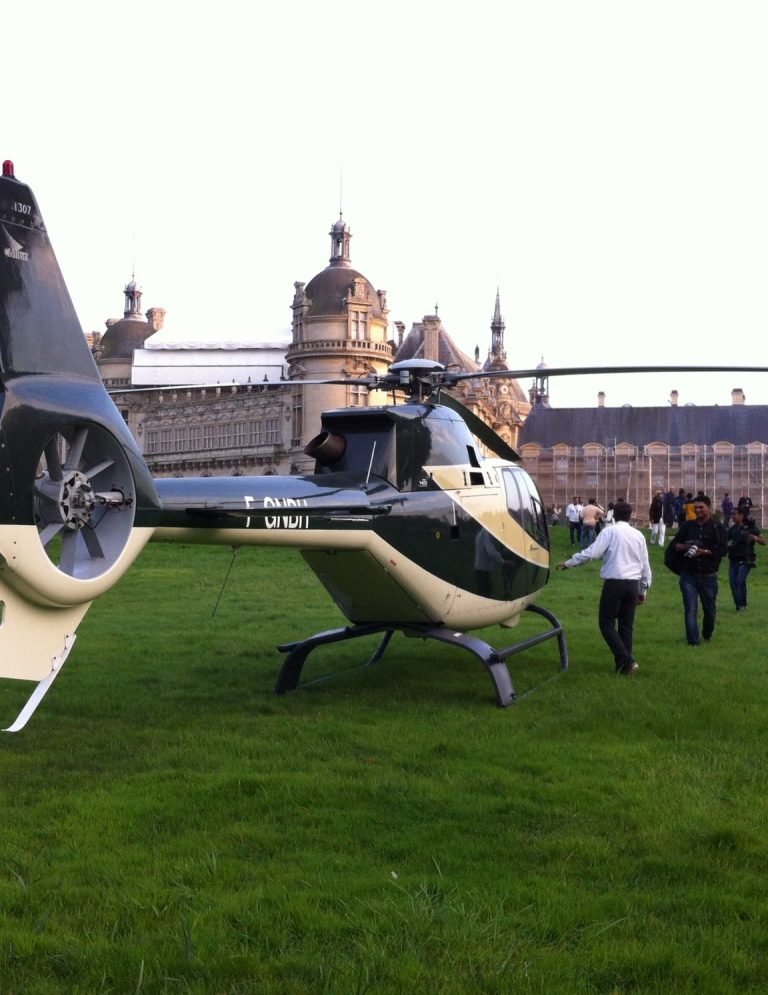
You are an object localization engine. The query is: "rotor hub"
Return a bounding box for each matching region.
[58,470,96,529]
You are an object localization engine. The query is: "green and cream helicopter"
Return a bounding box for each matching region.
[0,161,759,730]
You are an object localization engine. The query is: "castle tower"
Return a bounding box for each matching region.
[96,274,158,388]
[286,215,394,469]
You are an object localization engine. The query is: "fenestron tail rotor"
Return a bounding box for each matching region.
[33,424,136,580]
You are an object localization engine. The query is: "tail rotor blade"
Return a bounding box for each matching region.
[81,527,104,560]
[38,522,65,548]
[63,427,89,472]
[44,437,64,482]
[58,531,79,575]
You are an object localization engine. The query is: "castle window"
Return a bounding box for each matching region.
[249,420,263,446]
[715,453,732,490]
[350,310,367,340]
[347,384,367,407]
[585,454,599,489]
[682,452,696,490]
[265,418,279,444]
[291,392,303,441]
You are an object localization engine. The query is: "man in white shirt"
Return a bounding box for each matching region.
[566,497,582,546]
[556,500,651,676]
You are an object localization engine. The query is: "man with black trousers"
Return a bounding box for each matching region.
[672,495,728,646]
[556,500,651,676]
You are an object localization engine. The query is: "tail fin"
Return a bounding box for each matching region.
[0,160,101,381]
[0,160,159,729]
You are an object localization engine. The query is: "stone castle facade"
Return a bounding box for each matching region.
[93,217,530,477]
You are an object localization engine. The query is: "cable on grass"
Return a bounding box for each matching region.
[212,546,239,618]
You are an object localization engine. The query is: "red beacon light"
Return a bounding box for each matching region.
[2,160,15,178]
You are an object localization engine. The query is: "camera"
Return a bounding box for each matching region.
[685,544,699,559]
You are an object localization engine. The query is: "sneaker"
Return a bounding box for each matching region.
[619,662,639,676]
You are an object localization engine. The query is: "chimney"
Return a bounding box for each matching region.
[731,388,746,405]
[670,390,679,406]
[423,314,440,362]
[147,307,166,332]
[597,391,605,408]
[394,320,405,347]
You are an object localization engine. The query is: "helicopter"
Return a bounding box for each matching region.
[2,160,764,731]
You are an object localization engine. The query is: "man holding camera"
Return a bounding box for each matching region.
[672,495,728,646]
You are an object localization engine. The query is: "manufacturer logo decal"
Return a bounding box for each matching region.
[1,225,29,261]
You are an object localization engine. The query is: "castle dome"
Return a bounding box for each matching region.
[99,316,154,359]
[303,265,383,319]
[302,215,383,319]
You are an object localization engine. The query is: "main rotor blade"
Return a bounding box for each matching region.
[443,364,768,384]
[436,390,521,463]
[108,376,378,395]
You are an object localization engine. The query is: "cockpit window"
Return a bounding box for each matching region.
[502,468,549,549]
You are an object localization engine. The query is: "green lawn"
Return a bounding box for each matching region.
[1,527,766,993]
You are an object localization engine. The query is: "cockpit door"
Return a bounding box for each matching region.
[502,467,550,589]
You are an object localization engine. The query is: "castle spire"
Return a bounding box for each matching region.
[490,287,505,361]
[328,214,352,267]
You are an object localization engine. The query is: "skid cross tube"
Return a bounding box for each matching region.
[274,604,568,706]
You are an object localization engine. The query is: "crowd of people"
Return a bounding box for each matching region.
[554,490,763,675]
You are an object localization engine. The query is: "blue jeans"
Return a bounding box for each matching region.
[679,572,718,645]
[581,525,596,548]
[728,561,752,609]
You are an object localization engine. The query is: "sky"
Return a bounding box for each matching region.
[5,1,768,407]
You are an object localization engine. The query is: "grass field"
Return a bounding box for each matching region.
[1,525,767,994]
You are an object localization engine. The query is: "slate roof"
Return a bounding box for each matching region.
[518,404,768,448]
[395,321,479,371]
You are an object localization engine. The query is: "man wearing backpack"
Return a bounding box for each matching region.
[671,495,728,646]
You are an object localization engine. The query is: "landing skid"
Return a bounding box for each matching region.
[2,634,75,733]
[275,604,569,706]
